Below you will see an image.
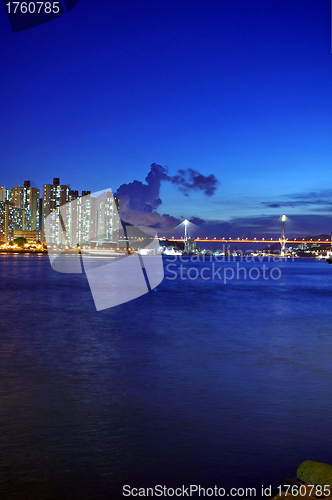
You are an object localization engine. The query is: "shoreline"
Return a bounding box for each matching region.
[0,249,47,254]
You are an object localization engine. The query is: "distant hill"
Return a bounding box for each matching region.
[262,234,331,253]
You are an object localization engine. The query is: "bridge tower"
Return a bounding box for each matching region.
[280,213,286,256]
[184,218,188,241]
[183,218,197,254]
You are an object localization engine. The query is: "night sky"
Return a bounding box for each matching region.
[1,0,331,236]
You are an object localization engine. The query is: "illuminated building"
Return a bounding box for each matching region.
[42,178,70,231]
[96,192,119,246]
[23,181,40,231]
[0,201,23,242]
[0,179,120,247]
[10,181,40,231]
[42,178,73,244]
[0,186,6,202]
[57,192,119,248]
[13,230,43,243]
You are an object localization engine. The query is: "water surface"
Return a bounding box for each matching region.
[0,254,332,499]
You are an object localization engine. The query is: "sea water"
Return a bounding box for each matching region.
[0,253,332,499]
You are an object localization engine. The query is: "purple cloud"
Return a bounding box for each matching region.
[114,164,219,230]
[171,168,218,196]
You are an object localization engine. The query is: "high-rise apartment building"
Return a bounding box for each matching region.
[12,185,24,209]
[44,190,120,248]
[11,181,40,231]
[23,181,40,231]
[0,187,12,203]
[0,201,23,242]
[42,178,84,245]
[0,186,8,202]
[0,181,40,241]
[42,178,70,231]
[97,192,119,244]
[0,179,120,246]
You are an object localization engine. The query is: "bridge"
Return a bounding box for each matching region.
[163,215,332,255]
[167,238,331,243]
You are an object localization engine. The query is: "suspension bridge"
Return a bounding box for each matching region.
[162,214,332,255]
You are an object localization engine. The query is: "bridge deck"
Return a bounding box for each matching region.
[166,239,331,244]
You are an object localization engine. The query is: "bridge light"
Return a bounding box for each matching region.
[282,214,286,222]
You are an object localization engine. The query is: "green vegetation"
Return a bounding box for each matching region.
[13,237,27,247]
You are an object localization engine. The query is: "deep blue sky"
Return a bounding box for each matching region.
[0,0,332,235]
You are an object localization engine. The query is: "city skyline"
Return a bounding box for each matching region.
[0,176,120,243]
[1,169,332,239]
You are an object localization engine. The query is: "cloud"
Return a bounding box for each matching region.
[115,163,170,213]
[263,200,332,208]
[292,190,332,200]
[114,163,219,230]
[262,189,332,211]
[116,196,181,233]
[189,216,206,226]
[192,213,332,240]
[263,203,281,208]
[171,168,218,196]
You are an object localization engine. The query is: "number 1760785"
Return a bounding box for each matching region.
[278,484,331,497]
[5,2,61,14]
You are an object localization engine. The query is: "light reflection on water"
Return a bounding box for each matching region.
[0,255,332,499]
